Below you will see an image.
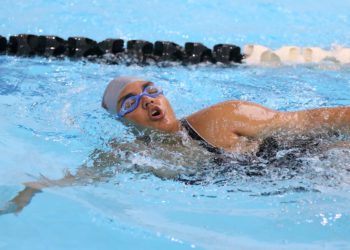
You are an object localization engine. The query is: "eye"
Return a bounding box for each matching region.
[123,98,136,109]
[146,86,159,94]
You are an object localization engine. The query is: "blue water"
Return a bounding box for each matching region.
[1,1,350,250]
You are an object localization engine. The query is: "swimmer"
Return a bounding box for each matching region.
[102,76,350,154]
[2,76,350,215]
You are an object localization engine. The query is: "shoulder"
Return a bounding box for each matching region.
[183,100,248,148]
[204,100,251,109]
[185,100,281,140]
[187,100,270,121]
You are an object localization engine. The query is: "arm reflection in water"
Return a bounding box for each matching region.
[0,130,214,215]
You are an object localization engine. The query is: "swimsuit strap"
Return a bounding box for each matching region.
[180,118,223,154]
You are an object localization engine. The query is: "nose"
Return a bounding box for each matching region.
[141,95,154,109]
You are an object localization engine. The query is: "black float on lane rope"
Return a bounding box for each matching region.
[1,34,243,65]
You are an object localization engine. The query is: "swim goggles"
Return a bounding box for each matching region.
[117,85,163,118]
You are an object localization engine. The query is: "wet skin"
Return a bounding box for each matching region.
[117,81,181,133]
[118,81,350,153]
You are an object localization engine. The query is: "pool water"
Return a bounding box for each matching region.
[1,1,350,249]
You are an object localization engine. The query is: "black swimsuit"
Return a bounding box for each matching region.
[180,118,223,154]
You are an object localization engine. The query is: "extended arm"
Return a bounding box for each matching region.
[186,101,350,153]
[0,171,86,215]
[0,147,121,215]
[280,106,350,133]
[0,137,184,215]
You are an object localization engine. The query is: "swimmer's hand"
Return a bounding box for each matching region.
[0,173,77,216]
[0,186,41,215]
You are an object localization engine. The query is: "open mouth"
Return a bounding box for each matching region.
[148,105,165,121]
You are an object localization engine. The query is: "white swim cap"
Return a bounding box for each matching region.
[102,76,144,114]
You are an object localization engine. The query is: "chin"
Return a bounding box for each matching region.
[146,118,171,132]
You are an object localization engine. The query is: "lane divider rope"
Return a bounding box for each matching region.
[1,34,349,65]
[0,34,242,65]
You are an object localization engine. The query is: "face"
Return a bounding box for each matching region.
[117,81,179,133]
